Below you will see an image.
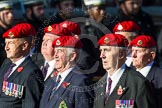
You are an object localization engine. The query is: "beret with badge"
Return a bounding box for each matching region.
[98,33,129,47]
[129,35,156,48]
[52,36,83,49]
[3,23,36,38]
[59,21,81,35]
[44,24,72,36]
[113,20,141,33]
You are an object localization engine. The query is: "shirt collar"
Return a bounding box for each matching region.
[47,59,55,67]
[13,56,28,66]
[58,66,75,81]
[108,64,126,82]
[137,61,154,77]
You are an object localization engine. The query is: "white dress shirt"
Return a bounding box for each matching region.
[56,66,74,89]
[9,56,28,77]
[125,53,132,67]
[106,64,126,95]
[137,61,154,77]
[44,60,56,81]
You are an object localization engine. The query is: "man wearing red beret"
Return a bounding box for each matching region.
[59,20,81,36]
[0,23,44,108]
[113,20,141,43]
[113,20,141,67]
[32,23,72,81]
[130,35,162,108]
[40,36,94,108]
[94,33,155,108]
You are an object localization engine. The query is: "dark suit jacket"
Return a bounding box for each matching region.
[146,63,162,108]
[31,52,44,69]
[0,57,44,108]
[94,66,156,108]
[40,69,94,108]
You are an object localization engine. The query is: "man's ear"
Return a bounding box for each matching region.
[22,41,29,51]
[69,52,77,62]
[150,51,156,60]
[119,50,126,60]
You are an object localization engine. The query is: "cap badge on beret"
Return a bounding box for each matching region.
[137,40,143,46]
[56,40,61,45]
[104,37,110,44]
[8,31,14,38]
[62,23,67,28]
[48,26,52,31]
[117,24,123,30]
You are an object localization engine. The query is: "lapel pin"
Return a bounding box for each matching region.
[59,100,67,108]
[61,82,70,88]
[17,67,23,73]
[117,85,125,95]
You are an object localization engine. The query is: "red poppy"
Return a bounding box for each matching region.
[117,85,124,95]
[17,67,23,73]
[61,82,70,88]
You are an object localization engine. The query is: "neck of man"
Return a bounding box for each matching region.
[108,59,125,76]
[57,62,75,73]
[11,56,25,63]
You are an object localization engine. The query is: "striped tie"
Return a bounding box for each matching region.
[49,75,62,100]
[4,63,16,80]
[105,77,112,103]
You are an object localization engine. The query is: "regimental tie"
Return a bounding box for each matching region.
[42,63,49,78]
[4,63,16,80]
[49,75,62,100]
[105,77,112,103]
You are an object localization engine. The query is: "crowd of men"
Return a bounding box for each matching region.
[0,0,162,108]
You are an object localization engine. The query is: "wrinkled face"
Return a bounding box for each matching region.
[32,4,45,21]
[58,0,74,18]
[131,47,155,69]
[0,9,14,26]
[87,5,105,21]
[41,33,59,61]
[54,47,69,71]
[123,0,142,15]
[5,38,24,61]
[99,46,119,71]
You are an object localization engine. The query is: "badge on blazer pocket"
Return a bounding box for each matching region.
[59,100,67,108]
[116,100,134,108]
[2,81,24,99]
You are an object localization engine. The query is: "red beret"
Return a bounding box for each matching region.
[52,36,83,49]
[3,23,36,38]
[44,24,72,36]
[129,35,156,48]
[98,33,129,47]
[113,20,140,33]
[59,21,81,35]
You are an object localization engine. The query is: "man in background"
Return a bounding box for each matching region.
[0,1,14,67]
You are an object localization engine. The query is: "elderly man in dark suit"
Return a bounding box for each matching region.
[40,36,94,108]
[0,23,44,108]
[130,35,162,108]
[94,33,156,108]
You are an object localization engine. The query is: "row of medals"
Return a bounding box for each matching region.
[2,81,24,98]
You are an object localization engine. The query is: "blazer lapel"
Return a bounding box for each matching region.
[48,70,74,107]
[146,64,156,82]
[105,69,129,108]
[7,57,31,82]
[94,73,107,108]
